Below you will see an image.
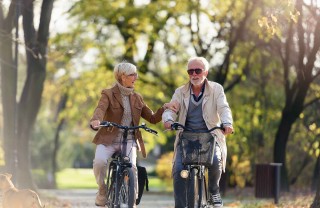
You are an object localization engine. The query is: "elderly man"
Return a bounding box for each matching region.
[163,57,234,208]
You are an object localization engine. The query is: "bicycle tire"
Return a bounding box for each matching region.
[106,164,116,208]
[199,174,207,207]
[118,167,135,207]
[188,168,200,208]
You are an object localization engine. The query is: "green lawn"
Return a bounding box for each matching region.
[56,168,96,189]
[56,168,171,191]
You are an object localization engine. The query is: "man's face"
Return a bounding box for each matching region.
[187,60,208,86]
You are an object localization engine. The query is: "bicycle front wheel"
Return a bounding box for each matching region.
[188,168,200,208]
[118,167,135,208]
[106,164,116,207]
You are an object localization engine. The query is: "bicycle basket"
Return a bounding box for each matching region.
[179,132,216,166]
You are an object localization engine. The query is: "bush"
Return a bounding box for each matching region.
[155,151,174,190]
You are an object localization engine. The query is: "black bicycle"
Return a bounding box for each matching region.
[99,121,157,208]
[171,122,224,208]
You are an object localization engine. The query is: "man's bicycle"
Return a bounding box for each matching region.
[171,122,224,208]
[99,121,157,208]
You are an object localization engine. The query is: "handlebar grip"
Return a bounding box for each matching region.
[145,128,158,135]
[150,129,158,135]
[170,122,179,130]
[100,121,110,126]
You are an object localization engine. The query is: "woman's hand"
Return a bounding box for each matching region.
[164,101,180,113]
[90,120,100,130]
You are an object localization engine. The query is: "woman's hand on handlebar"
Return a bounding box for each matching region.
[90,120,100,130]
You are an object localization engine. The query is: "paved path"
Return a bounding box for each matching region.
[41,189,175,208]
[40,189,245,208]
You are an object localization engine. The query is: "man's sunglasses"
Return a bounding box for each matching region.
[187,68,203,75]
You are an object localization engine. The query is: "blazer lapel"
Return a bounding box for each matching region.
[112,85,124,108]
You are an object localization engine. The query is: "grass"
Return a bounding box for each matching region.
[56,168,96,189]
[56,168,171,190]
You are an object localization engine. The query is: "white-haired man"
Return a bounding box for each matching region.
[163,57,234,207]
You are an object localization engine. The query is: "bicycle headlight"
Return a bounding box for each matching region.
[180,170,189,178]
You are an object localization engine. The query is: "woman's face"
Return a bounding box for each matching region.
[121,72,138,88]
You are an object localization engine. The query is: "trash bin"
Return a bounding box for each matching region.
[255,163,282,204]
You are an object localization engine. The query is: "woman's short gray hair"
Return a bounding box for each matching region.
[187,57,209,71]
[114,62,137,82]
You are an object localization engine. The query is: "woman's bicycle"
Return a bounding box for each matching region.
[170,122,224,208]
[99,121,158,208]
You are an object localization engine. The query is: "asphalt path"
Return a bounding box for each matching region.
[41,189,175,208]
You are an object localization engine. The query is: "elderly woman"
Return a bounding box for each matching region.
[90,62,173,207]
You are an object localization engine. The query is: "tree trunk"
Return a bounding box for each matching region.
[273,113,293,191]
[0,0,19,183]
[273,93,306,191]
[13,0,54,189]
[312,156,320,191]
[51,118,65,188]
[51,92,68,188]
[311,172,320,208]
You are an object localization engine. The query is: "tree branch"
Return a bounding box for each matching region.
[304,97,320,109]
[38,0,54,54]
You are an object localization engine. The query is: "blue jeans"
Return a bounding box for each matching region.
[173,143,222,208]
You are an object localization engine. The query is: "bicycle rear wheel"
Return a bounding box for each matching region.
[188,168,200,208]
[118,167,135,207]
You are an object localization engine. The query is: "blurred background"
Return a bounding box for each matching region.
[0,0,319,205]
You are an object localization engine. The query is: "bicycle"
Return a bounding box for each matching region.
[170,122,224,208]
[99,121,158,208]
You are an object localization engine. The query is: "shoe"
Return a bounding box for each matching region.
[95,186,106,206]
[208,193,223,207]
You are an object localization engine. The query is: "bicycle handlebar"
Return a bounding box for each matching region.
[170,122,225,133]
[99,121,158,135]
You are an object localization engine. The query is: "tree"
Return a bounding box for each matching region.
[0,0,54,188]
[270,0,320,190]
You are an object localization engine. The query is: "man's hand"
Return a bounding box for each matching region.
[164,120,174,129]
[90,120,100,130]
[222,125,234,135]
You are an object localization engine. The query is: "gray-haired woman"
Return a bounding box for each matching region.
[90,62,174,207]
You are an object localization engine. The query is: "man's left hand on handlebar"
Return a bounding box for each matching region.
[222,124,234,135]
[164,120,174,129]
